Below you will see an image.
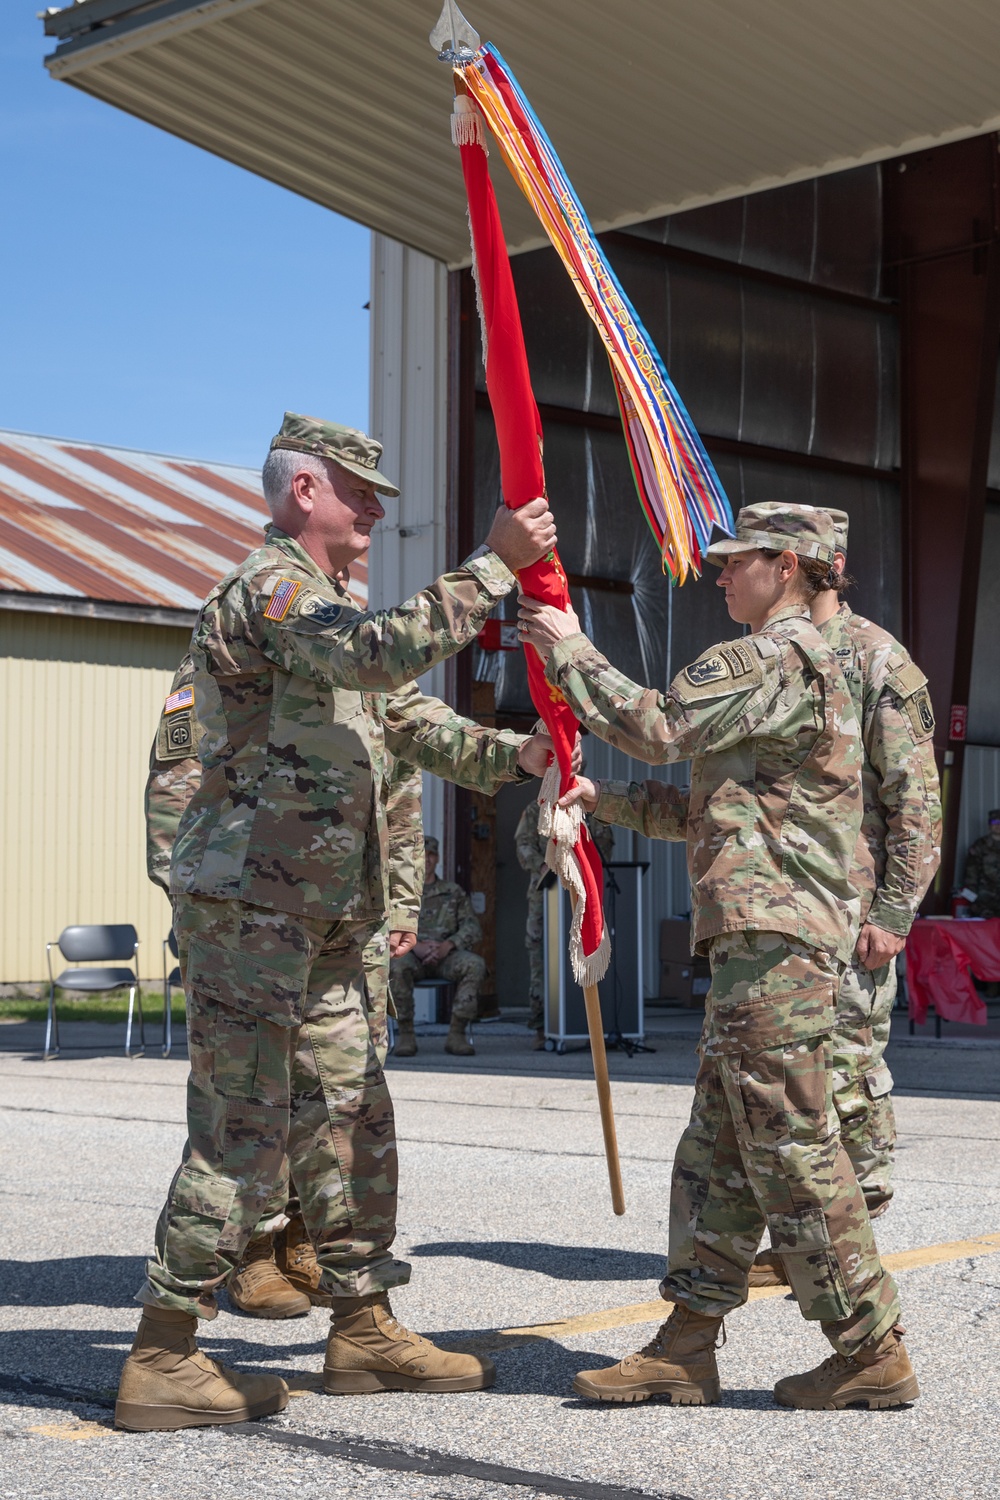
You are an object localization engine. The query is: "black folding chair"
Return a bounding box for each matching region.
[44,924,144,1060]
[162,929,181,1058]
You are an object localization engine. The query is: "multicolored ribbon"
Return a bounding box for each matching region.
[455,44,734,582]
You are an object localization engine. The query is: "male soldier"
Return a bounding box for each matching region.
[388,835,485,1058]
[745,506,940,1287]
[515,795,615,1048]
[115,412,560,1432]
[520,504,916,1412]
[962,809,1000,918]
[145,661,425,1318]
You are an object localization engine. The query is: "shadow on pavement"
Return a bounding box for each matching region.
[410,1240,665,1281]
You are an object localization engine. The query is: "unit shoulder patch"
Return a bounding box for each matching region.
[262,578,303,622]
[156,708,195,763]
[291,592,346,627]
[678,639,765,700]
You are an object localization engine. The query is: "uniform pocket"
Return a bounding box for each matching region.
[864,1064,896,1153]
[160,1163,238,1278]
[767,1207,853,1322]
[185,936,305,1027]
[708,984,836,1055]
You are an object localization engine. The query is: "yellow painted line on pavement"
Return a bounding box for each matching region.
[452,1230,1000,1353]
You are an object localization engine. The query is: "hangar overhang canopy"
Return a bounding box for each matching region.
[43,0,1000,267]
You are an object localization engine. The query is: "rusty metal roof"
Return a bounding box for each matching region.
[0,429,368,618]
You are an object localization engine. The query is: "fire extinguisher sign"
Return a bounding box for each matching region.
[949,704,968,742]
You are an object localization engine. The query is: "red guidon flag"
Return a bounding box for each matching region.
[452,81,608,985]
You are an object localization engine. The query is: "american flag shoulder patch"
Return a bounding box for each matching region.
[263,578,302,622]
[164,684,195,715]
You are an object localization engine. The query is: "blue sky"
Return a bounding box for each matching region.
[1,7,370,468]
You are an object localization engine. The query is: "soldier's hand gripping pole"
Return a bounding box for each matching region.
[572,892,625,1215]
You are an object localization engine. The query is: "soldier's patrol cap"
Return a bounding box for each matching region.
[824,508,850,555]
[424,835,440,854]
[704,502,837,565]
[269,412,400,497]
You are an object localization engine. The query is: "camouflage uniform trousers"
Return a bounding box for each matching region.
[256,925,392,1234]
[142,896,407,1316]
[829,958,897,1219]
[389,948,485,1024]
[663,930,901,1358]
[526,886,545,1031]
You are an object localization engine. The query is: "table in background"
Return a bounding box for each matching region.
[904,917,1000,1031]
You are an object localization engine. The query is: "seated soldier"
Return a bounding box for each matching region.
[390,836,486,1058]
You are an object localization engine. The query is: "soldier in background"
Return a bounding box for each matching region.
[963,809,1000,918]
[146,658,426,1318]
[515,793,615,1048]
[117,411,560,1433]
[521,504,916,1413]
[389,835,485,1058]
[743,506,940,1287]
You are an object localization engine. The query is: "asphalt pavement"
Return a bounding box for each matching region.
[1,1008,998,1500]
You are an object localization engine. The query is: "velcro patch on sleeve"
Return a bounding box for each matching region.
[156,709,194,762]
[263,578,302,622]
[904,687,936,741]
[164,684,194,715]
[886,659,927,700]
[678,640,764,700]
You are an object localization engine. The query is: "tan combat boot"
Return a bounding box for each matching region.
[115,1305,289,1431]
[393,1022,418,1058]
[774,1325,919,1410]
[277,1213,332,1307]
[573,1304,723,1405]
[227,1233,311,1318]
[324,1294,495,1394]
[444,1018,475,1057]
[532,1028,547,1051]
[748,1249,789,1288]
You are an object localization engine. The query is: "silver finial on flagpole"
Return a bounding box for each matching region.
[429,0,480,61]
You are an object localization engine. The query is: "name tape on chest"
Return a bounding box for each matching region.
[163,684,194,715]
[263,578,302,622]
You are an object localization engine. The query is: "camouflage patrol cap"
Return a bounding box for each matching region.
[270,412,400,497]
[704,502,837,565]
[424,835,440,854]
[826,508,850,554]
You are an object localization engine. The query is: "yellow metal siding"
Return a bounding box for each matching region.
[0,611,192,983]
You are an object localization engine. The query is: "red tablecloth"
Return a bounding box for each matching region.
[905,918,1000,1026]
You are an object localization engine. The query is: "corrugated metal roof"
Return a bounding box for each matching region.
[0,429,368,615]
[42,0,1000,267]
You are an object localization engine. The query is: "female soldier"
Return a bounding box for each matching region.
[518,503,916,1412]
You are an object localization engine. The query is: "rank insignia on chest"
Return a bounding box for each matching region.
[685,654,730,687]
[163,684,194,714]
[263,578,302,621]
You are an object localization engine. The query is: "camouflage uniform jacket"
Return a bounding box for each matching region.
[416,877,482,949]
[171,527,527,921]
[515,797,615,885]
[820,603,941,936]
[546,606,864,960]
[146,658,427,929]
[963,832,1000,918]
[146,653,198,894]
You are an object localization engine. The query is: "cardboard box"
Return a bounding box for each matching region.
[659,958,711,1006]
